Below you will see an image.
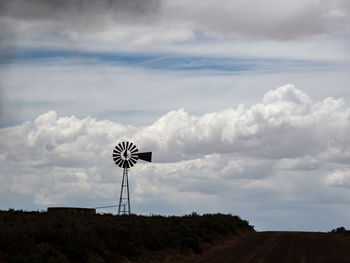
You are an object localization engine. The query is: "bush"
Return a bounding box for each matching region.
[330,226,349,234]
[0,210,254,262]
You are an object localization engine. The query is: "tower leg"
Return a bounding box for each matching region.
[118,168,130,215]
[126,168,131,215]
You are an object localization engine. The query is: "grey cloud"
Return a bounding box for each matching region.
[0,0,161,32]
[0,0,161,19]
[1,0,349,45]
[163,0,350,39]
[277,156,320,171]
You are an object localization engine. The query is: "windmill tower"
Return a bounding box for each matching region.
[112,141,152,215]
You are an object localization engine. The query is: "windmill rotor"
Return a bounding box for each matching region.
[113,141,152,169]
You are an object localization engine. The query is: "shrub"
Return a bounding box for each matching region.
[0,210,254,262]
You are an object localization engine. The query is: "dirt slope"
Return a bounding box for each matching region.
[185,231,350,263]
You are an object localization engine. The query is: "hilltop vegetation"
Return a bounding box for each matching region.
[330,226,350,235]
[0,210,254,263]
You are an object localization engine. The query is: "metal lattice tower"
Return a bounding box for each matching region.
[113,141,152,215]
[118,168,131,215]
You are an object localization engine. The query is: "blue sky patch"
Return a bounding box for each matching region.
[2,49,339,74]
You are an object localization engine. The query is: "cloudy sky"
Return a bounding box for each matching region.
[1,0,350,231]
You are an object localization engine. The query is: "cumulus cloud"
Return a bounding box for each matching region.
[1,84,350,230]
[1,84,350,165]
[133,84,350,161]
[0,110,136,166]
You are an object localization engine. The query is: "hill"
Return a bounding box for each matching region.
[0,210,254,263]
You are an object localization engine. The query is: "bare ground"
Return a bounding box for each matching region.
[182,232,350,263]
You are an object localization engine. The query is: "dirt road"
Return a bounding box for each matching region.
[185,232,350,263]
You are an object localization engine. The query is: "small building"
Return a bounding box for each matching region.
[47,207,96,215]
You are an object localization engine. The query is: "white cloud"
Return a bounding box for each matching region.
[133,84,350,161]
[2,84,350,165]
[325,170,350,187]
[1,84,350,230]
[1,110,134,166]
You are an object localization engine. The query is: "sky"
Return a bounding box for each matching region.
[1,0,350,231]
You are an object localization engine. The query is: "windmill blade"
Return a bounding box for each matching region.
[126,141,129,151]
[131,148,138,154]
[131,154,139,160]
[130,144,137,153]
[128,159,136,167]
[128,142,134,150]
[113,155,121,162]
[122,141,126,150]
[137,152,152,162]
[113,156,121,163]
[114,158,122,165]
[129,157,138,166]
[113,153,120,158]
[113,149,121,155]
[114,146,122,153]
[116,158,123,167]
[118,142,124,151]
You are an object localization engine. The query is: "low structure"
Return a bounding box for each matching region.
[47,207,96,215]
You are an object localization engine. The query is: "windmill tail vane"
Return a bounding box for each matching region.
[112,141,152,215]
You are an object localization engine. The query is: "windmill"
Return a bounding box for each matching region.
[112,141,152,215]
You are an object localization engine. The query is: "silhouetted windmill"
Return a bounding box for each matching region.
[112,141,152,215]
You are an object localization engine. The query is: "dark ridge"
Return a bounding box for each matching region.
[0,210,254,263]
